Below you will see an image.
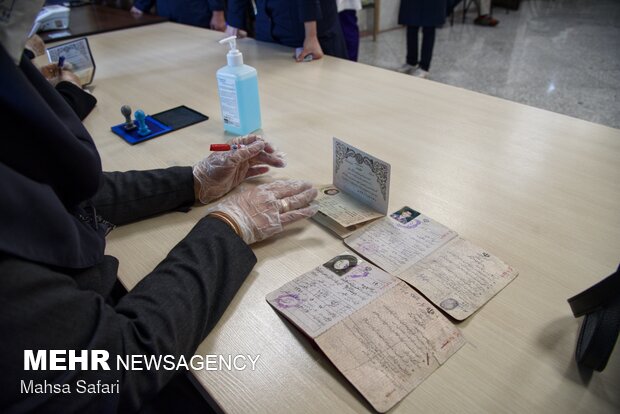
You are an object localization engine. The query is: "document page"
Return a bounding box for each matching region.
[398,237,519,320]
[315,281,465,413]
[345,207,457,275]
[333,137,390,215]
[313,139,391,235]
[346,207,519,320]
[315,185,384,228]
[266,254,399,338]
[312,210,363,239]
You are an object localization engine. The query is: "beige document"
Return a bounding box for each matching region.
[316,282,465,412]
[313,185,384,238]
[265,254,398,338]
[266,254,464,412]
[345,211,457,275]
[399,237,518,320]
[315,186,384,228]
[345,207,518,320]
[312,138,391,238]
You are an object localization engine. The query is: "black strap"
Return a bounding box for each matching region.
[567,264,620,371]
[568,266,620,317]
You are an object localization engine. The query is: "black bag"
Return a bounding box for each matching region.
[568,264,620,371]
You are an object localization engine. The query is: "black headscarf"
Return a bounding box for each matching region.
[0,44,106,269]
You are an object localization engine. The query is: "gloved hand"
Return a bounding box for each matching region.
[129,6,144,17]
[298,26,324,62]
[225,25,248,38]
[207,180,319,244]
[193,135,285,204]
[39,63,82,88]
[25,35,46,57]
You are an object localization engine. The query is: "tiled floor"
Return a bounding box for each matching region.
[359,0,620,129]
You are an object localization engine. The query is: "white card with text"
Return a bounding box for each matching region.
[333,137,390,215]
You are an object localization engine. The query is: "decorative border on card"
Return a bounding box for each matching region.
[334,141,389,201]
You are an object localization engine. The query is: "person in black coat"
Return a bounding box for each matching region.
[130,0,227,31]
[23,34,97,121]
[226,0,348,61]
[397,0,447,78]
[0,3,318,412]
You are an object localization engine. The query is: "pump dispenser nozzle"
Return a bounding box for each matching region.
[219,36,243,66]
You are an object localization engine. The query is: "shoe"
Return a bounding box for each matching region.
[396,63,418,74]
[474,15,499,27]
[412,68,429,79]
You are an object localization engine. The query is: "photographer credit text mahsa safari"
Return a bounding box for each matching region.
[20,350,260,395]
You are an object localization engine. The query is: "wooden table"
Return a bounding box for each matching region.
[39,4,166,43]
[82,23,620,413]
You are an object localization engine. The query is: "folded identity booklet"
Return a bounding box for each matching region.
[345,207,519,320]
[312,138,391,238]
[266,253,465,412]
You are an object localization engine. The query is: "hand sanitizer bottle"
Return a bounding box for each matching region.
[216,36,261,135]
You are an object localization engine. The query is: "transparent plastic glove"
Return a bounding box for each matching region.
[229,134,285,161]
[207,180,319,244]
[298,35,324,62]
[130,6,144,17]
[25,35,45,57]
[193,135,286,204]
[39,63,82,88]
[225,25,248,38]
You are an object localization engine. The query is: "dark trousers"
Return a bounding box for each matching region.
[339,10,360,61]
[406,26,436,71]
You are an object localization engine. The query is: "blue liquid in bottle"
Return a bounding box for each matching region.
[217,37,261,135]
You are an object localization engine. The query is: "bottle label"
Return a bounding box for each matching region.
[216,74,241,128]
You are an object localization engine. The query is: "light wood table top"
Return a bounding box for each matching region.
[82,23,620,413]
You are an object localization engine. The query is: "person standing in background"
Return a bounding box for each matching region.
[474,0,499,26]
[226,0,348,61]
[397,0,447,79]
[130,0,227,31]
[337,0,362,61]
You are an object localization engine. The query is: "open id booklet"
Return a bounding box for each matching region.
[345,207,519,321]
[312,138,391,238]
[266,253,465,412]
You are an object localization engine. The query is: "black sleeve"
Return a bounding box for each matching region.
[298,0,322,22]
[19,49,96,120]
[133,0,156,12]
[226,0,250,29]
[0,217,256,413]
[55,81,97,121]
[22,49,35,60]
[208,0,225,11]
[91,167,196,226]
